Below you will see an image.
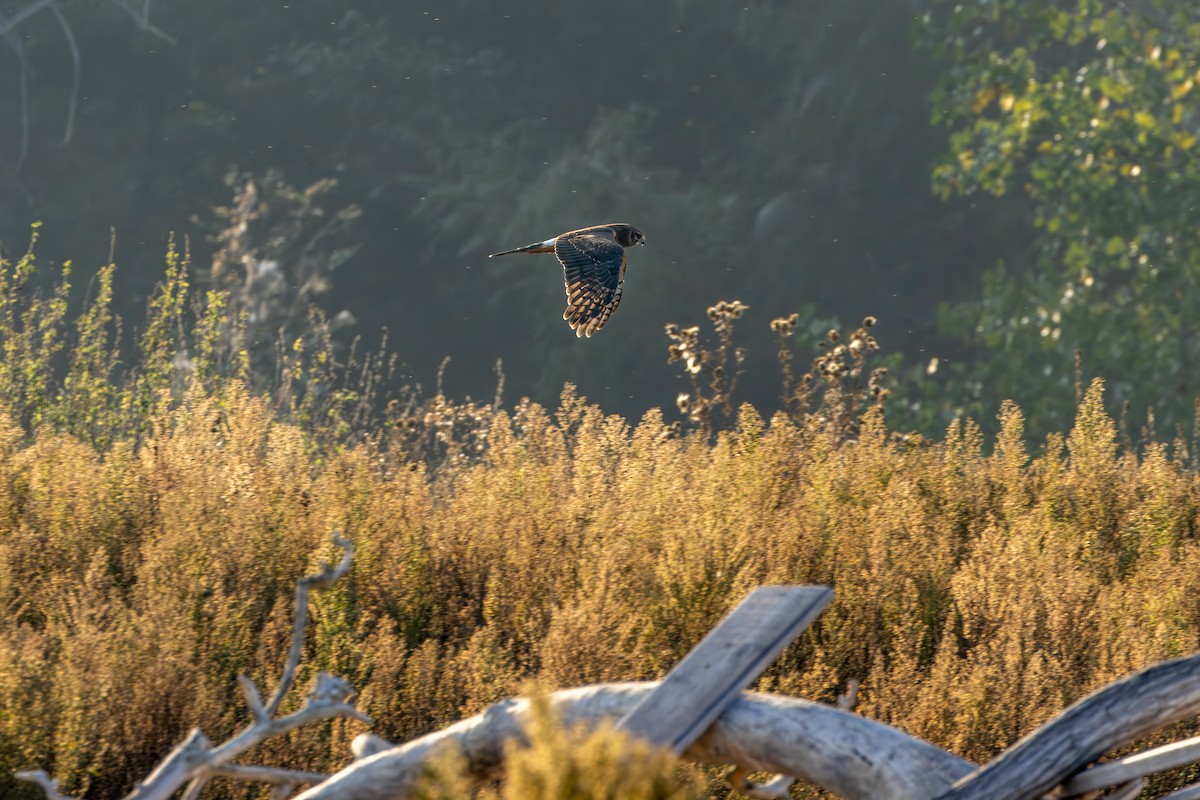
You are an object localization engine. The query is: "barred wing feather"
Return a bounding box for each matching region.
[555,232,627,338]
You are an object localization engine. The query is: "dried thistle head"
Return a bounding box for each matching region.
[707,300,749,336]
[665,299,750,432]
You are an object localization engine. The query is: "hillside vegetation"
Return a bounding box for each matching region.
[1,240,1199,798]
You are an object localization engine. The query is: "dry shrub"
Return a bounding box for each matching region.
[415,692,705,800]
[1,375,1199,798]
[2,235,1200,797]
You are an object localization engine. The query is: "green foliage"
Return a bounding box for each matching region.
[0,224,72,431]
[0,227,394,453]
[55,260,120,446]
[923,0,1200,435]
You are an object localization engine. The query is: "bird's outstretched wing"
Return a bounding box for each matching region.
[555,232,627,338]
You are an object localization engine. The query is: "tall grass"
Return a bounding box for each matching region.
[0,235,1198,798]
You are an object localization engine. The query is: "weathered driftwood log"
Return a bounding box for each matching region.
[937,651,1200,800]
[297,652,1200,800]
[1062,735,1200,796]
[294,682,975,800]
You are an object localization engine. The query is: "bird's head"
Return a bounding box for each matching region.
[612,224,646,248]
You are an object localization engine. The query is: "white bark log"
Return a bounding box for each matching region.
[294,682,975,800]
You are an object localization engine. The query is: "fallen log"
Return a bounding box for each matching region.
[293,682,975,800]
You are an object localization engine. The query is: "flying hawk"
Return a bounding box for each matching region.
[489,223,646,338]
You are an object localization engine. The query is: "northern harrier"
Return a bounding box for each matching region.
[488,223,646,338]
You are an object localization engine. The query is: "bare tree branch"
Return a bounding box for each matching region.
[239,674,271,725]
[1107,778,1146,800]
[1061,734,1200,796]
[123,728,213,800]
[0,0,54,37]
[104,0,175,45]
[267,534,354,716]
[351,733,395,760]
[296,648,1200,800]
[837,677,861,712]
[46,2,79,146]
[13,770,76,800]
[15,543,1200,800]
[269,784,299,800]
[0,0,175,181]
[178,777,208,800]
[213,764,329,786]
[2,30,30,175]
[18,534,366,800]
[937,651,1200,800]
[1163,781,1200,800]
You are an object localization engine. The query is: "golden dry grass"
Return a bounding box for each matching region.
[1,236,1199,798]
[1,378,1198,798]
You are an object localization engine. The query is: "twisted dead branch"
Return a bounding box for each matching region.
[0,0,174,191]
[16,534,367,800]
[12,769,74,800]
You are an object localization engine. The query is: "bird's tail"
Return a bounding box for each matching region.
[488,240,554,258]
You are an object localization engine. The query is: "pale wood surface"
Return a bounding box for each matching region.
[1062,734,1200,795]
[294,682,975,800]
[615,585,833,753]
[1163,781,1200,800]
[1105,779,1146,800]
[935,651,1200,800]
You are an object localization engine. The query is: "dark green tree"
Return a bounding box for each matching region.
[2,0,1018,422]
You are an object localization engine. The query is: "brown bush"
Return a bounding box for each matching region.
[1,237,1198,797]
[0,376,1198,798]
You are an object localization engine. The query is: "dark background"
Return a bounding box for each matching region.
[0,0,1030,420]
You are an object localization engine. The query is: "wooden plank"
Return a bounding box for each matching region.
[934,651,1200,800]
[1107,780,1146,800]
[1164,781,1200,800]
[1061,735,1200,796]
[615,585,833,754]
